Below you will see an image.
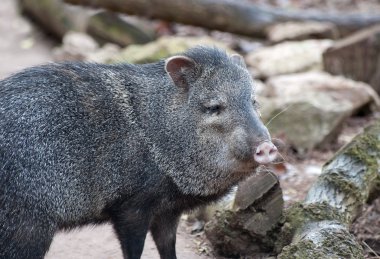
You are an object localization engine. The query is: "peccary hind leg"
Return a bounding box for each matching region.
[150,212,180,259]
[0,213,55,259]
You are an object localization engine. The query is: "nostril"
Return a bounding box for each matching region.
[269,146,277,155]
[253,141,278,164]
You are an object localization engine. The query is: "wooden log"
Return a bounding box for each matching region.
[323,25,380,94]
[64,0,380,37]
[205,169,284,257]
[87,11,155,47]
[278,121,380,258]
[18,0,155,46]
[18,0,89,38]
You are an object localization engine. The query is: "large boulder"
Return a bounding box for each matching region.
[246,40,333,79]
[110,36,231,64]
[259,72,377,152]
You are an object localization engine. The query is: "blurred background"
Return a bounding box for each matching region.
[2,0,380,258]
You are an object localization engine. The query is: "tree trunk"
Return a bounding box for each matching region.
[64,0,380,37]
[278,121,380,258]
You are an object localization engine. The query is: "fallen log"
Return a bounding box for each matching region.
[64,0,380,37]
[278,121,380,258]
[87,11,155,46]
[18,0,155,46]
[18,0,89,38]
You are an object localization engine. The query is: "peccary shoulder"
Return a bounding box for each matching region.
[0,47,277,259]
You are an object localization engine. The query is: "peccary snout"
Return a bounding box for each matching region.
[254,141,278,164]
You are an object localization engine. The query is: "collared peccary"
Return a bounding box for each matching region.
[0,46,277,259]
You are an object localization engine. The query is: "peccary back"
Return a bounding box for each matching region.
[0,47,277,259]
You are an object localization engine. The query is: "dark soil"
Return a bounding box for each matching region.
[352,197,380,258]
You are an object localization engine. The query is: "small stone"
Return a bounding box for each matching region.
[53,31,99,61]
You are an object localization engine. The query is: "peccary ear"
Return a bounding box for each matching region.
[231,54,247,68]
[165,56,197,91]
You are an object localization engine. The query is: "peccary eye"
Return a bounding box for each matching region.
[252,99,260,110]
[205,104,223,115]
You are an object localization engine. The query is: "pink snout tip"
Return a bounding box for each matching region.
[254,142,278,164]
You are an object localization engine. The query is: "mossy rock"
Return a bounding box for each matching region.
[109,36,232,64]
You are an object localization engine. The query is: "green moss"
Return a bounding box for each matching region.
[278,228,364,259]
[212,210,234,233]
[320,229,364,259]
[328,122,380,188]
[319,172,366,207]
[285,202,344,226]
[279,240,330,259]
[346,132,380,187]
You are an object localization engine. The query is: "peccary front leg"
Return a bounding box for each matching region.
[111,208,152,259]
[150,211,180,259]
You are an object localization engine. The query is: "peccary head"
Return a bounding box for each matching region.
[148,47,277,196]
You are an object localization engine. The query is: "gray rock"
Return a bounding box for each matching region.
[53,31,99,61]
[266,21,338,43]
[246,40,333,79]
[253,79,266,96]
[53,31,120,62]
[260,72,377,151]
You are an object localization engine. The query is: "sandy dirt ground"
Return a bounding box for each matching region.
[0,1,209,258]
[45,223,209,259]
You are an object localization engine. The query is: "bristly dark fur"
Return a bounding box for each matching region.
[0,46,272,259]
